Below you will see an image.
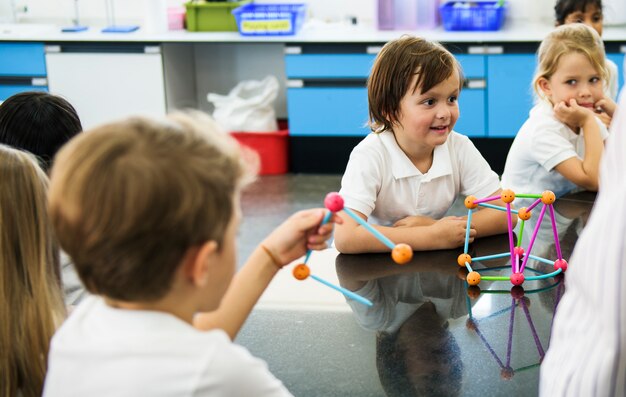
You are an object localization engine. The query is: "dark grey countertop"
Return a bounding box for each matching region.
[236,191,595,396]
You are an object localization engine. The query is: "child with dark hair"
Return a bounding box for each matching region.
[0,91,82,171]
[0,91,85,305]
[335,35,510,254]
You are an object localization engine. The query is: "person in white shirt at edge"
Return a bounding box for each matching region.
[335,36,511,254]
[554,0,620,127]
[501,24,616,199]
[539,87,626,396]
[42,112,340,397]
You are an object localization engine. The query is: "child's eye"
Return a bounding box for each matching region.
[590,77,600,84]
[566,79,577,86]
[448,96,458,104]
[422,99,436,106]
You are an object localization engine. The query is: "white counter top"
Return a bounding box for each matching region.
[1,18,625,44]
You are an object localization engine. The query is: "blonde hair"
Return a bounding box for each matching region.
[49,111,254,302]
[533,23,608,99]
[0,145,65,397]
[368,35,463,134]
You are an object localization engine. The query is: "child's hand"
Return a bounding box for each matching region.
[261,209,343,267]
[553,99,594,128]
[594,97,617,118]
[393,214,437,228]
[430,216,476,249]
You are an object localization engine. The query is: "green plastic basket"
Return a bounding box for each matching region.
[185,1,251,32]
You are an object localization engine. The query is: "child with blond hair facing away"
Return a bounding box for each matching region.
[42,112,339,396]
[501,24,610,198]
[0,145,66,397]
[335,36,510,254]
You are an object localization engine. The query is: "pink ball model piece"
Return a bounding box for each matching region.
[324,192,344,212]
[511,272,525,286]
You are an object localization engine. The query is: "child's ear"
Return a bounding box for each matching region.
[537,77,552,98]
[188,240,219,287]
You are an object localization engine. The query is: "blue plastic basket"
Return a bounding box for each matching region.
[440,1,507,31]
[232,3,307,36]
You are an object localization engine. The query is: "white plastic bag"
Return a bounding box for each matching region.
[207,75,279,132]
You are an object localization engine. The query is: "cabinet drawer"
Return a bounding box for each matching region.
[456,55,485,78]
[0,43,46,76]
[287,87,369,136]
[285,54,376,79]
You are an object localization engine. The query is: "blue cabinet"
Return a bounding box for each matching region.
[487,54,536,137]
[0,43,47,101]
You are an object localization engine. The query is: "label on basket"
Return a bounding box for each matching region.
[241,19,291,33]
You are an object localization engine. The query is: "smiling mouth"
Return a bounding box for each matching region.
[579,102,594,108]
[430,125,449,134]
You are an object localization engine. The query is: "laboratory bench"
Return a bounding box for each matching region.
[0,20,624,173]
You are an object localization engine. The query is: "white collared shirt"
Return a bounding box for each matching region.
[339,130,500,225]
[501,100,609,198]
[539,91,626,396]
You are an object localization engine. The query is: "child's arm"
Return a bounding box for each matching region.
[553,99,604,191]
[193,209,341,339]
[469,189,515,238]
[334,209,476,253]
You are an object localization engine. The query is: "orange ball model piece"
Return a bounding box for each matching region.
[457,253,472,267]
[292,264,310,280]
[517,207,531,221]
[500,189,516,203]
[391,243,413,265]
[541,190,556,204]
[464,195,478,209]
[466,271,481,286]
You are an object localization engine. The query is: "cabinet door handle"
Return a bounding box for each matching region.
[366,46,382,54]
[620,45,626,54]
[287,79,304,88]
[465,78,486,89]
[285,46,302,55]
[31,77,48,86]
[468,46,503,55]
[44,45,61,53]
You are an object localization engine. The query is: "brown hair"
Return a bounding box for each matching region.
[0,145,65,397]
[48,111,254,302]
[367,35,463,134]
[533,23,608,99]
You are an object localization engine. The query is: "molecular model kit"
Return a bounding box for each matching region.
[292,192,414,306]
[457,189,568,287]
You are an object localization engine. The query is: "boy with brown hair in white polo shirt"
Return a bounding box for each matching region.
[335,35,511,253]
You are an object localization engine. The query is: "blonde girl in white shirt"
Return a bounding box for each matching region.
[502,24,612,198]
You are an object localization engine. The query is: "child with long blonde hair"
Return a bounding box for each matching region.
[501,24,611,197]
[0,145,66,397]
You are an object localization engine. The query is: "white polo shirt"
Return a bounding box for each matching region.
[501,100,609,198]
[539,90,626,397]
[339,130,500,226]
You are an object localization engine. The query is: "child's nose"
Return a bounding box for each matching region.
[578,85,592,97]
[436,105,450,119]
